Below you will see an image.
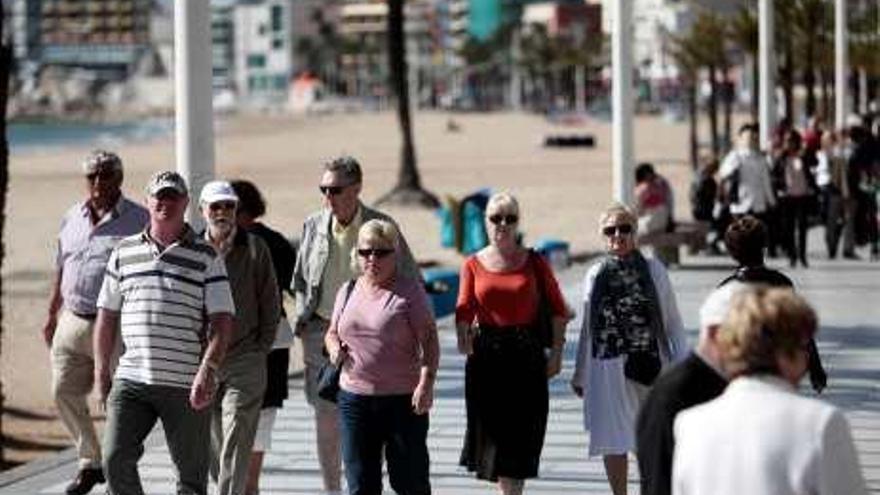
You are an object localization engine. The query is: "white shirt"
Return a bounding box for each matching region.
[719,148,777,214]
[673,375,867,495]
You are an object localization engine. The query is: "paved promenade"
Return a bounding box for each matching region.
[2,237,879,494]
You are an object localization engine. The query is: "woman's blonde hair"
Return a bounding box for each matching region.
[717,286,817,377]
[350,219,399,272]
[598,203,637,231]
[485,191,520,217]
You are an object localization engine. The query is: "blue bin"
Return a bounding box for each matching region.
[533,238,570,270]
[422,267,460,318]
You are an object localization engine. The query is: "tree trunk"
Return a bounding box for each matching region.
[722,66,733,152]
[821,69,832,120]
[0,1,11,466]
[751,55,759,121]
[781,41,795,122]
[689,79,699,170]
[708,65,720,158]
[804,36,817,118]
[376,0,438,208]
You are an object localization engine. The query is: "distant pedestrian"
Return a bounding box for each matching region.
[814,131,850,258]
[688,156,721,253]
[43,150,148,495]
[230,180,297,495]
[571,204,687,495]
[200,181,280,495]
[719,124,778,255]
[718,215,827,393]
[291,156,419,495]
[325,219,439,495]
[636,282,745,495]
[772,130,817,267]
[672,286,867,495]
[455,192,571,494]
[94,171,235,495]
[635,163,677,265]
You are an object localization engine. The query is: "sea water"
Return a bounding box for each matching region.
[7,118,173,154]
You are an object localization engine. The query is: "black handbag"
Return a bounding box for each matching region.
[529,250,554,349]
[315,279,357,403]
[623,350,661,386]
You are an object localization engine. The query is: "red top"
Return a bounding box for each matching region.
[455,253,569,327]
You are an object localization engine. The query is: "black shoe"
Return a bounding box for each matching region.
[843,251,860,260]
[800,257,809,268]
[65,468,105,495]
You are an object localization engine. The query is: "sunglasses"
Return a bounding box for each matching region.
[602,224,633,237]
[319,184,351,196]
[488,214,519,226]
[86,170,116,182]
[357,248,394,259]
[209,201,237,212]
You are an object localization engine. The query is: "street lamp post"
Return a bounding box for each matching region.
[175,0,215,226]
[758,0,775,151]
[612,0,633,205]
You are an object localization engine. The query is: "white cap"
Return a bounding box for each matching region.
[699,282,747,332]
[199,180,238,204]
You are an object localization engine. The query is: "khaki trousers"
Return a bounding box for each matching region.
[210,350,267,495]
[51,309,101,469]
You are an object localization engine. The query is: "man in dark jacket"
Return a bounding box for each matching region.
[636,283,744,495]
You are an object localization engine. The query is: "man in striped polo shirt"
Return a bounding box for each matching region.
[94,171,235,495]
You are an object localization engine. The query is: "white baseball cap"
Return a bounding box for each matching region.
[199,180,238,204]
[699,282,747,331]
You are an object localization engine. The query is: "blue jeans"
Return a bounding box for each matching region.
[338,390,431,495]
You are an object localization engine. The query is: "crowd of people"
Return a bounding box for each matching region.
[690,115,880,265]
[43,148,868,495]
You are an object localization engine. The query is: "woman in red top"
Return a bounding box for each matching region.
[456,192,570,495]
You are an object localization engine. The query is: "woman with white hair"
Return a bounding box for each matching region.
[456,192,571,494]
[571,203,687,495]
[672,286,866,495]
[324,219,439,495]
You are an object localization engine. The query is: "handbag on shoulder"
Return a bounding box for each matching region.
[315,279,357,403]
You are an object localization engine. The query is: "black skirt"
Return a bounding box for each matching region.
[460,326,548,481]
[262,348,290,409]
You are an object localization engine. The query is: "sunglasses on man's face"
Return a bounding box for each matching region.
[488,214,519,226]
[209,201,237,212]
[357,248,394,259]
[86,170,116,182]
[319,184,351,196]
[602,224,633,237]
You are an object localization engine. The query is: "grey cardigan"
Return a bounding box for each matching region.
[291,202,419,326]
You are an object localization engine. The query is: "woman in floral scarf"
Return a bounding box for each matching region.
[571,203,688,495]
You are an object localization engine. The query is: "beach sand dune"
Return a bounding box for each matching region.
[2,110,700,465]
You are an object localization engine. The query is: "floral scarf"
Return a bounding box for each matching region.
[589,251,665,360]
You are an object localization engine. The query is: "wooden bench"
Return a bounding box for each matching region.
[638,221,709,263]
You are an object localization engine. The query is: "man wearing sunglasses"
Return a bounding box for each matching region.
[43,150,148,495]
[199,181,281,495]
[292,155,419,495]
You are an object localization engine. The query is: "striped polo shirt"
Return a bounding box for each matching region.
[97,225,235,389]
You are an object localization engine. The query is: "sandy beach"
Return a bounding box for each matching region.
[1,110,703,465]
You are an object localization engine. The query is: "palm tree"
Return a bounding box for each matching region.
[669,29,702,169]
[375,0,439,208]
[690,11,728,157]
[791,0,828,118]
[0,1,12,465]
[728,2,758,120]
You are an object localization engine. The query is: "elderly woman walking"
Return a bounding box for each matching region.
[324,219,439,495]
[672,286,866,495]
[571,203,687,495]
[456,192,571,495]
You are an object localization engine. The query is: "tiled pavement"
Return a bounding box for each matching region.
[2,234,879,494]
